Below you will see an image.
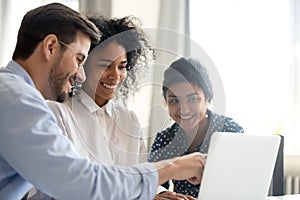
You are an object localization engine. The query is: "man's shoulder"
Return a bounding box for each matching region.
[0,72,42,104]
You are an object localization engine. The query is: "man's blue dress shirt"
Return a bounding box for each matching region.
[0,61,157,200]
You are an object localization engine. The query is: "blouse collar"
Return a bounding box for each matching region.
[76,90,113,117]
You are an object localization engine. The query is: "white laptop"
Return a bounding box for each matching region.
[197,132,281,200]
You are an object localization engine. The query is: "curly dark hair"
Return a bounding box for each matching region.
[86,14,155,100]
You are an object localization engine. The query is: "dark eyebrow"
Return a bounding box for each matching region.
[97,59,128,65]
[168,92,200,98]
[186,93,200,98]
[120,60,128,64]
[98,59,113,63]
[167,94,178,98]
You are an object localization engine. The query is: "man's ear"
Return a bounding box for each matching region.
[42,34,59,60]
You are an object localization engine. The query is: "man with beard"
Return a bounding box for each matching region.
[0,3,205,200]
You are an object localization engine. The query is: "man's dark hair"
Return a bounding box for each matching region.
[12,3,101,60]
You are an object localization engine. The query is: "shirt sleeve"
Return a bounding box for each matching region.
[156,185,168,194]
[0,85,158,200]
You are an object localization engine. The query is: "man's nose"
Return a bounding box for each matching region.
[75,66,86,83]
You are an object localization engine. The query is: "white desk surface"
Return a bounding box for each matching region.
[267,194,300,199]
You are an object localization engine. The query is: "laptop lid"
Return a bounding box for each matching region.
[197,132,280,200]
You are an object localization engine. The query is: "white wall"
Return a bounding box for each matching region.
[190,0,300,153]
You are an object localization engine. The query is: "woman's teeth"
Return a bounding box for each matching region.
[180,115,193,120]
[103,83,117,89]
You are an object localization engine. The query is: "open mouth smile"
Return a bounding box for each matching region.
[102,83,118,89]
[179,115,194,120]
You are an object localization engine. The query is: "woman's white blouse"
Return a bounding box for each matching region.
[46,91,148,166]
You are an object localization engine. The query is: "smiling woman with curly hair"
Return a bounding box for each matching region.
[86,14,155,101]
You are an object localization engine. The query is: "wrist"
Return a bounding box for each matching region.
[155,157,177,185]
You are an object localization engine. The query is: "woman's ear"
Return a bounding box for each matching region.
[42,34,59,60]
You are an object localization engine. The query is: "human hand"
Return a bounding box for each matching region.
[154,191,197,200]
[155,152,206,185]
[172,152,206,184]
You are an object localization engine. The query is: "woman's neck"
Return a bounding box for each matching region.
[82,87,108,108]
[95,98,108,108]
